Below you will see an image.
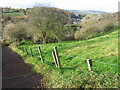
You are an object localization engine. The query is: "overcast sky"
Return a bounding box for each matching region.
[0,0,119,12]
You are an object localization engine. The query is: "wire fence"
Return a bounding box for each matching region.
[18,46,119,69]
[59,54,119,67]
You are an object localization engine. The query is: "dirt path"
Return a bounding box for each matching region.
[2,47,44,88]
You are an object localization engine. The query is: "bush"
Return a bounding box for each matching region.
[63,24,78,40]
[74,13,117,40]
[3,14,13,21]
[3,22,27,44]
[102,22,115,32]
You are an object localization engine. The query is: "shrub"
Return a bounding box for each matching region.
[3,14,13,21]
[74,13,117,40]
[63,24,78,40]
[3,22,27,44]
[102,22,115,32]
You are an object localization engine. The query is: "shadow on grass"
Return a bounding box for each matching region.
[61,67,76,70]
[46,61,55,66]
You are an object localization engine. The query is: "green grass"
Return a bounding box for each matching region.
[11,27,119,88]
[3,12,22,17]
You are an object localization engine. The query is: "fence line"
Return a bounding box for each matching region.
[59,54,119,67]
[94,61,119,66]
[38,46,44,62]
[18,46,119,68]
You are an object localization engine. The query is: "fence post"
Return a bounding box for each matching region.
[30,47,33,57]
[25,47,28,55]
[87,59,92,71]
[37,46,44,62]
[54,46,61,68]
[21,47,24,52]
[19,47,21,50]
[52,51,58,67]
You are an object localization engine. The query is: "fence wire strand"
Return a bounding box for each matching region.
[19,46,119,67]
[59,54,119,67]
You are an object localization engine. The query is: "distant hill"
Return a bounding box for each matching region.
[65,10,108,15]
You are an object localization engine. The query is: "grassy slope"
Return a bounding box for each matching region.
[12,27,119,88]
[3,12,22,17]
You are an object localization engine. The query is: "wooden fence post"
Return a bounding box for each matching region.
[52,51,58,67]
[19,47,21,50]
[30,47,33,57]
[22,47,24,52]
[20,47,22,50]
[38,46,44,62]
[54,46,61,68]
[87,59,92,71]
[25,47,28,55]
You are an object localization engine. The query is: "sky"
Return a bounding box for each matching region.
[0,0,119,12]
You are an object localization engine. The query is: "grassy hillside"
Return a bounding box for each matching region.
[11,27,119,88]
[3,12,22,17]
[2,8,22,17]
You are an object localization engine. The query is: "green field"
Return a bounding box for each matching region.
[3,12,22,17]
[12,27,119,88]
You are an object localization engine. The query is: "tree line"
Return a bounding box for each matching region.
[2,7,118,45]
[2,7,79,44]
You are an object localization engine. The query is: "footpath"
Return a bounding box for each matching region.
[2,47,44,88]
